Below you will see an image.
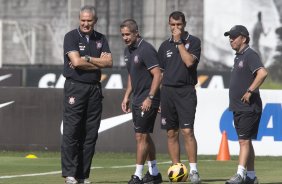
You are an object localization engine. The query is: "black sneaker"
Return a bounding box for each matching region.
[128,175,143,184]
[143,171,163,184]
[245,176,259,184]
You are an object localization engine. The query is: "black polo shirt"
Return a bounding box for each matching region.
[229,45,264,112]
[158,31,201,86]
[124,38,160,108]
[63,28,111,83]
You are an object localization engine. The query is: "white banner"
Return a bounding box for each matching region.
[0,19,2,68]
[195,89,282,156]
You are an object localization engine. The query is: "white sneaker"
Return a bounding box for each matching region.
[225,174,245,184]
[189,170,201,184]
[77,178,92,184]
[65,177,78,184]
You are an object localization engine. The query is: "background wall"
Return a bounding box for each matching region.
[0,0,203,67]
[1,88,281,156]
[1,0,281,82]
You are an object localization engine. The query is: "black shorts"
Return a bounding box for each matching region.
[132,105,158,133]
[233,111,262,140]
[161,85,197,130]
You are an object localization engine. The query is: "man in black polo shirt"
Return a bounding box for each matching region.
[61,5,112,184]
[157,11,201,184]
[120,19,162,184]
[224,25,268,184]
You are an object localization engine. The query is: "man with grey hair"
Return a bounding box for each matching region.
[61,5,112,184]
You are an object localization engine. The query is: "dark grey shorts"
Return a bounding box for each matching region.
[160,85,197,130]
[233,111,262,140]
[132,105,158,133]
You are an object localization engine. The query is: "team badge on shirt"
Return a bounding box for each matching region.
[134,55,139,64]
[96,41,102,49]
[185,42,190,50]
[69,96,76,105]
[238,60,244,68]
[161,118,167,125]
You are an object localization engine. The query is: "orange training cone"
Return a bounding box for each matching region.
[216,131,231,161]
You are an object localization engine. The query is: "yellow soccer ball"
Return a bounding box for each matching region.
[167,163,188,182]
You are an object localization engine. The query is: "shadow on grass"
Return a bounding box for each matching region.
[199,180,282,184]
[199,178,227,183]
[94,180,282,184]
[96,181,128,183]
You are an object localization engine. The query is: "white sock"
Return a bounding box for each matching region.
[134,164,144,179]
[189,163,198,173]
[147,160,159,176]
[247,171,256,179]
[237,165,246,179]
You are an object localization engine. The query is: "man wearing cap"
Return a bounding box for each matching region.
[224,25,268,184]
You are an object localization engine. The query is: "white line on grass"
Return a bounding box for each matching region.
[0,167,103,179]
[0,160,193,179]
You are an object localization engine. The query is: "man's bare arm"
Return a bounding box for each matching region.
[88,52,113,68]
[67,51,98,70]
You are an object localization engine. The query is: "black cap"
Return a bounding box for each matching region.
[224,25,249,38]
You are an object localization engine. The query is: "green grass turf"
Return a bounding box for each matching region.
[0,151,281,184]
[261,77,282,89]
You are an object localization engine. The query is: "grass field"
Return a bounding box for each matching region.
[0,151,281,184]
[261,77,282,89]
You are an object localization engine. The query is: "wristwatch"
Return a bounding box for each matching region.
[175,40,183,45]
[247,89,253,94]
[85,55,91,63]
[148,95,154,100]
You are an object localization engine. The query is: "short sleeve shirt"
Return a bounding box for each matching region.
[158,31,201,86]
[63,28,111,83]
[124,38,160,108]
[229,46,264,112]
